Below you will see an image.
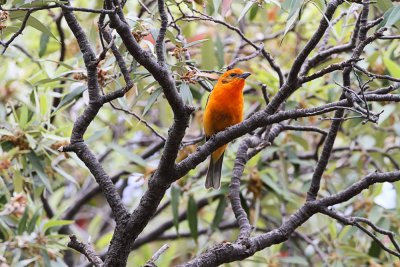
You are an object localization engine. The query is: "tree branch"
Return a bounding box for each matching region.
[68,235,103,267]
[156,0,168,64]
[320,208,400,258]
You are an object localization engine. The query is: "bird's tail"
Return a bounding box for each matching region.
[205,151,224,190]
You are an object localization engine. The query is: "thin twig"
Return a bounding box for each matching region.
[68,235,103,267]
[143,244,170,267]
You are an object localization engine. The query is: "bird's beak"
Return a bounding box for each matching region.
[238,72,251,79]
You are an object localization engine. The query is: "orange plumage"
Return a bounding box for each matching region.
[203,68,251,189]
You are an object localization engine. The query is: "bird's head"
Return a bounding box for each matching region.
[218,68,251,89]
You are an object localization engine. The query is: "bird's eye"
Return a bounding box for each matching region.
[230,73,237,77]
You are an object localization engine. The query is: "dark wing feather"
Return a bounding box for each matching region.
[204,152,224,190]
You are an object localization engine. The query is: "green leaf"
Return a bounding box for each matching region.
[328,221,337,240]
[184,39,210,48]
[0,217,13,240]
[88,214,102,238]
[27,151,52,192]
[378,104,396,126]
[17,207,29,235]
[39,33,50,58]
[53,85,87,113]
[0,26,20,38]
[171,185,181,234]
[95,232,113,250]
[35,77,76,85]
[1,141,14,151]
[43,220,73,233]
[249,4,259,21]
[376,0,393,12]
[282,0,303,37]
[289,133,308,150]
[27,208,41,233]
[368,240,382,258]
[279,256,309,265]
[111,144,147,167]
[180,83,193,105]
[39,92,48,117]
[166,29,182,46]
[214,34,224,69]
[338,225,353,241]
[41,249,52,267]
[13,170,24,193]
[211,196,226,232]
[213,0,221,16]
[14,258,38,267]
[206,0,215,15]
[12,11,58,41]
[201,39,218,70]
[266,0,281,7]
[142,88,162,117]
[239,193,250,219]
[53,165,78,186]
[86,127,109,144]
[238,1,255,22]
[19,105,29,128]
[379,6,400,29]
[383,56,400,77]
[367,205,383,224]
[187,195,198,241]
[260,173,295,203]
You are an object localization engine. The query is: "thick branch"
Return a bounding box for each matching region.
[156,0,168,63]
[229,136,261,240]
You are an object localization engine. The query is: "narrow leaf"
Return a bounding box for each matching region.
[249,4,259,21]
[376,0,393,12]
[111,144,147,167]
[279,256,309,265]
[53,85,87,113]
[211,196,226,232]
[27,208,41,233]
[214,34,224,69]
[383,56,400,78]
[282,0,303,37]
[213,0,221,16]
[187,195,198,241]
[380,6,400,28]
[27,151,52,192]
[180,83,193,105]
[16,12,58,40]
[238,1,254,22]
[19,105,29,128]
[142,88,162,117]
[239,193,250,219]
[184,39,210,48]
[171,185,180,234]
[43,220,73,233]
[17,207,29,235]
[39,33,50,57]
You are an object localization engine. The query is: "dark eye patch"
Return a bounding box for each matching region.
[230,73,237,77]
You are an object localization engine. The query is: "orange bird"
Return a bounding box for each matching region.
[203,68,251,189]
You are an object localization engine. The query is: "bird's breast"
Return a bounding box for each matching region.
[204,89,244,135]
